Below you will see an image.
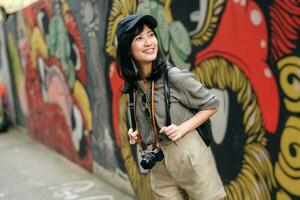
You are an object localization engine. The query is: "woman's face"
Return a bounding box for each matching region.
[130,24,158,66]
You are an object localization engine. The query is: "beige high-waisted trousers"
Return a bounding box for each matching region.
[150,130,226,200]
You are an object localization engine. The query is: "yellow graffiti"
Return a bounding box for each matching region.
[73,80,93,131]
[277,189,292,200]
[275,56,300,199]
[7,33,23,88]
[278,56,300,112]
[30,27,49,68]
[160,0,173,24]
[275,116,300,197]
[60,0,70,13]
[194,57,275,200]
[105,0,137,57]
[190,0,225,46]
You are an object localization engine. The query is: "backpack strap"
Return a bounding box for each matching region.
[128,92,144,151]
[164,67,172,126]
[129,92,136,131]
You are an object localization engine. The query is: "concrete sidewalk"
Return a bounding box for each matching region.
[0,129,136,200]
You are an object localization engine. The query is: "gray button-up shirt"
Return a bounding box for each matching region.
[134,67,219,145]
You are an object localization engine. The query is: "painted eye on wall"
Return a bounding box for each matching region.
[68,36,81,71]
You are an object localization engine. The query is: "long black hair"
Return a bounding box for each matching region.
[116,20,167,93]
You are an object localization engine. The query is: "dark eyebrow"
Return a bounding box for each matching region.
[134,28,153,39]
[147,29,154,33]
[134,33,142,38]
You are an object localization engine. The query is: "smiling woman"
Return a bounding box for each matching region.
[116,14,226,200]
[130,25,158,81]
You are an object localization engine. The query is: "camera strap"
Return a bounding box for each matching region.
[128,80,160,150]
[151,81,160,149]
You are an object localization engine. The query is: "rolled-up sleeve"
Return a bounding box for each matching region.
[169,67,219,110]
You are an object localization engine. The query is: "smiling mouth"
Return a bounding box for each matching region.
[144,48,154,53]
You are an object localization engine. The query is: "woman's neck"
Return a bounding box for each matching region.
[139,62,152,81]
[140,78,149,92]
[137,62,152,91]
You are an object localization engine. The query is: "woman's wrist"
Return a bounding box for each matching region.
[179,123,190,136]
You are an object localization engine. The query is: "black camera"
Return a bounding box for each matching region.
[140,148,164,169]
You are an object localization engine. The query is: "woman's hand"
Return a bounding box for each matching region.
[160,124,187,141]
[160,109,218,142]
[128,128,140,144]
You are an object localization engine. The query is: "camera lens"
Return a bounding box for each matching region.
[140,148,164,169]
[152,148,164,161]
[140,153,156,169]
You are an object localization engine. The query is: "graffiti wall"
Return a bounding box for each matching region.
[0,20,15,131]
[3,0,300,199]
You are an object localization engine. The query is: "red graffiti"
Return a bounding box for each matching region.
[195,0,279,133]
[64,11,87,86]
[25,55,93,170]
[109,61,124,146]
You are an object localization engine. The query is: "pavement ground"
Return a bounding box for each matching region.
[0,128,136,200]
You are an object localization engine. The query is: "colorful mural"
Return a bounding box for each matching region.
[0,20,14,131]
[0,22,5,131]
[2,0,300,199]
[105,0,300,200]
[5,0,95,170]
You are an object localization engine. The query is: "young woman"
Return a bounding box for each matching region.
[116,14,226,200]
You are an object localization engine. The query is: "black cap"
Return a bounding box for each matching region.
[116,14,157,40]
